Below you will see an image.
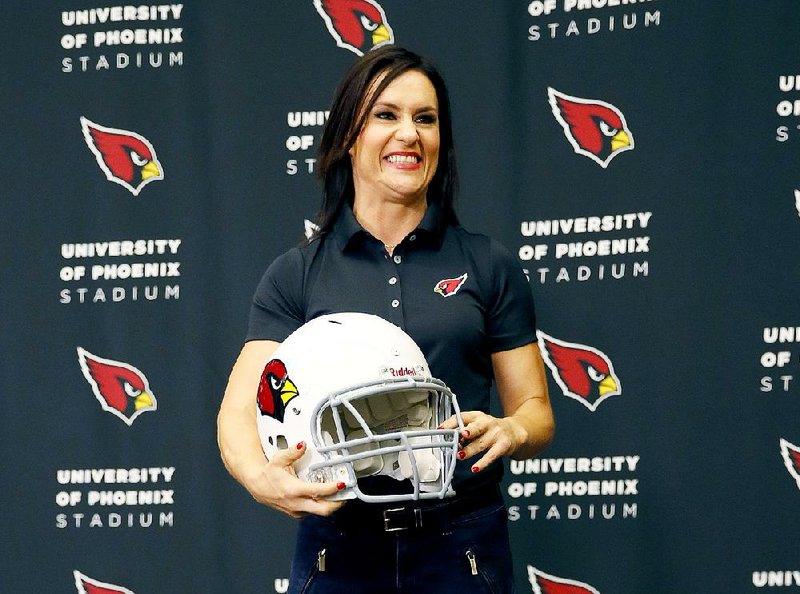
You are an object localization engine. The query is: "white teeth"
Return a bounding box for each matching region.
[386,154,420,164]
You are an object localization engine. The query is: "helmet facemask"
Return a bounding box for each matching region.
[308,376,463,502]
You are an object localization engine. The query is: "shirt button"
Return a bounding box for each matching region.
[409,234,417,242]
[393,255,402,264]
[388,277,397,285]
[391,299,400,308]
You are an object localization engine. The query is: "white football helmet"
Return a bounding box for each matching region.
[255,312,464,503]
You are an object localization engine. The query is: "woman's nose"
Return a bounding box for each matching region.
[394,116,419,143]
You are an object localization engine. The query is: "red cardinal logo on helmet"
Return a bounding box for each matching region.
[257,358,299,423]
[548,88,633,168]
[77,347,157,426]
[314,0,394,56]
[74,570,136,594]
[80,116,164,196]
[528,566,601,594]
[780,438,800,491]
[434,273,468,297]
[537,330,621,411]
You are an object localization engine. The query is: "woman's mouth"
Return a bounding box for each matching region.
[384,153,422,168]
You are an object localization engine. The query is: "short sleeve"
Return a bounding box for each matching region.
[245,248,306,342]
[485,238,537,353]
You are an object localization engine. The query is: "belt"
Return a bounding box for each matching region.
[334,484,502,533]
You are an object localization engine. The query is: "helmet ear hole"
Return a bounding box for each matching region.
[276,435,288,450]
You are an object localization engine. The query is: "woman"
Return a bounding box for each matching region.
[218,45,554,593]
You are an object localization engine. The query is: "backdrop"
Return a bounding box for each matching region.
[3,2,800,593]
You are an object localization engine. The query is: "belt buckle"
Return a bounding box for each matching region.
[383,507,423,532]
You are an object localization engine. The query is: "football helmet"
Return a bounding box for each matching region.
[255,312,464,503]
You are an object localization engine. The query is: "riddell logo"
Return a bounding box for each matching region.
[528,566,601,594]
[80,117,164,196]
[77,347,157,425]
[780,438,800,491]
[548,88,634,168]
[74,570,135,594]
[537,330,621,411]
[314,0,394,56]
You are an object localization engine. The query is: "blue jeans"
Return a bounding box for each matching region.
[288,492,514,594]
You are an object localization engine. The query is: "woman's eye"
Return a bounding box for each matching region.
[375,111,395,120]
[416,114,437,124]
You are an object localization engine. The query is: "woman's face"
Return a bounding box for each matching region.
[349,69,440,206]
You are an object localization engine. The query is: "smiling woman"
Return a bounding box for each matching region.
[217,45,554,594]
[312,46,461,240]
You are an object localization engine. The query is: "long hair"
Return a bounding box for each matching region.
[314,46,459,236]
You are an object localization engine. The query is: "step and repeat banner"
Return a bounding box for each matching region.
[2,2,800,593]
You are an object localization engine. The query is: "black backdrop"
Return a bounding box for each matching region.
[3,2,800,592]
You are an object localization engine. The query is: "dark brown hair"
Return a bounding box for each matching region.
[314,45,459,236]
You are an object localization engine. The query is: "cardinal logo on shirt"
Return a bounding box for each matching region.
[537,330,621,411]
[780,438,800,491]
[528,566,601,594]
[434,273,468,297]
[80,116,164,196]
[74,570,136,594]
[257,359,299,423]
[77,347,157,426]
[548,88,634,168]
[314,0,394,56]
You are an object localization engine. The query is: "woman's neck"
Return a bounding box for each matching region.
[352,195,426,255]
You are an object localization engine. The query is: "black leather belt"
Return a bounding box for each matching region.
[335,484,502,533]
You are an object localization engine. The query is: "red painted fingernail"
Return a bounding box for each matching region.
[463,430,470,438]
[471,465,480,473]
[458,451,466,460]
[437,425,443,429]
[337,482,346,490]
[296,441,305,450]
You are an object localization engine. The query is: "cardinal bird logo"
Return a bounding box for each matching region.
[434,273,468,297]
[314,0,394,56]
[780,438,800,491]
[528,566,601,594]
[77,347,157,426]
[80,116,164,196]
[548,88,634,168]
[257,359,299,423]
[74,570,136,594]
[537,330,621,411]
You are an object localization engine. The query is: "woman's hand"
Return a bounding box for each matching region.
[440,342,554,472]
[241,442,346,519]
[441,410,528,473]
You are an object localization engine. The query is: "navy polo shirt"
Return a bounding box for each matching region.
[246,202,537,491]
